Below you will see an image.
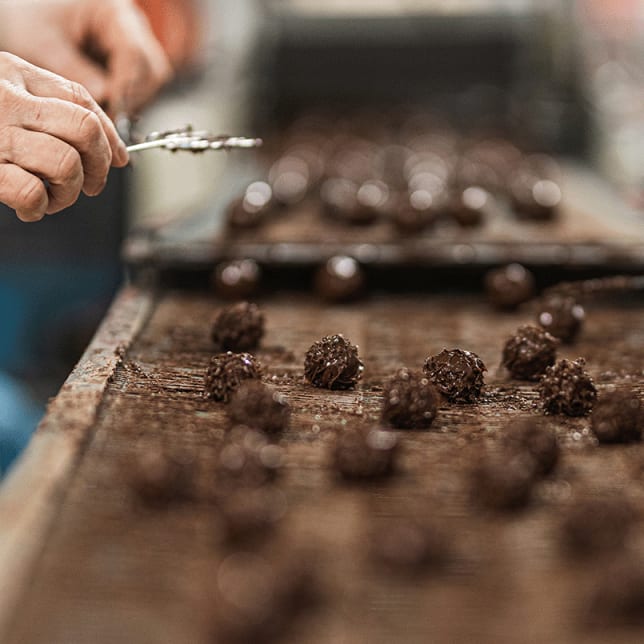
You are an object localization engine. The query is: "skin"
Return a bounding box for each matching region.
[0,52,129,222]
[0,0,172,115]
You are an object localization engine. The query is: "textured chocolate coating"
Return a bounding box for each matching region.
[537,295,585,344]
[502,325,558,381]
[211,302,265,352]
[304,334,364,390]
[204,352,262,402]
[502,417,559,477]
[484,264,536,311]
[228,380,290,436]
[212,259,261,301]
[560,496,636,558]
[314,256,365,302]
[537,358,597,416]
[591,389,643,444]
[423,348,486,403]
[470,449,537,512]
[332,427,398,481]
[381,368,440,429]
[129,447,193,507]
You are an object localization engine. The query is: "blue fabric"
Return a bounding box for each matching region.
[0,372,42,476]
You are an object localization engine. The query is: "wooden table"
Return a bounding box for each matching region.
[0,286,643,643]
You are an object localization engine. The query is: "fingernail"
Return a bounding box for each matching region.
[116,139,129,166]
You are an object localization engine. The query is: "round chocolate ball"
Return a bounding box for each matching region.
[591,389,643,444]
[501,324,558,381]
[211,259,261,301]
[228,381,290,436]
[314,255,365,302]
[560,496,636,558]
[537,357,597,416]
[204,352,262,402]
[510,173,562,221]
[211,301,265,352]
[226,181,275,229]
[484,263,536,311]
[268,155,311,206]
[537,295,585,344]
[304,334,364,390]
[381,367,440,429]
[393,189,442,234]
[423,348,486,403]
[470,448,536,512]
[332,427,398,481]
[448,185,489,227]
[215,427,284,490]
[502,416,559,477]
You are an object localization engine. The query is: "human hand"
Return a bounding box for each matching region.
[0,52,129,222]
[0,0,172,116]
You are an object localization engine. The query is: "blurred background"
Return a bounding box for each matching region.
[0,0,642,474]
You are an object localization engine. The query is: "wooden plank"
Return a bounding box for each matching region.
[0,286,155,639]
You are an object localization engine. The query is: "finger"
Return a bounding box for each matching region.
[20,64,128,167]
[0,163,48,222]
[1,127,84,213]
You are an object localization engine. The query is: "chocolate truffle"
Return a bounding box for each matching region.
[129,446,193,507]
[393,189,441,234]
[484,263,536,311]
[560,496,636,558]
[217,486,287,545]
[381,368,440,429]
[211,259,261,301]
[470,448,537,512]
[423,348,486,403]
[591,389,643,444]
[537,295,585,343]
[304,334,364,390]
[332,427,398,481]
[538,358,597,416]
[587,556,644,627]
[211,302,265,352]
[501,325,558,381]
[370,516,449,575]
[228,381,290,436]
[314,255,365,302]
[448,186,489,227]
[226,181,275,229]
[502,417,559,477]
[215,427,284,490]
[204,352,262,402]
[510,175,562,221]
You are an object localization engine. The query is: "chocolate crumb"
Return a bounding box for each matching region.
[484,263,535,311]
[560,496,636,558]
[502,417,559,477]
[591,389,643,444]
[228,381,290,436]
[204,352,262,402]
[211,302,265,352]
[304,334,364,390]
[423,348,486,403]
[537,295,585,344]
[501,325,558,381]
[332,427,398,481]
[381,368,440,429]
[538,358,597,416]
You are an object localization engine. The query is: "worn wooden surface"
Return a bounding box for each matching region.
[1,287,644,643]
